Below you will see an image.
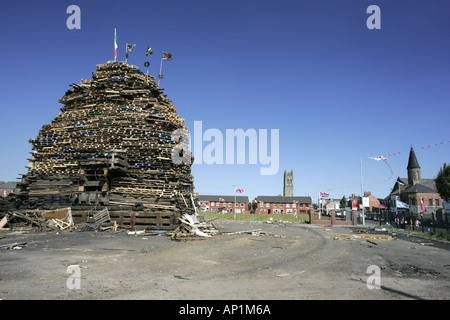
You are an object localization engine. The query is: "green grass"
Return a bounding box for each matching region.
[198,212,311,223]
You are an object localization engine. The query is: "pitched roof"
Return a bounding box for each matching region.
[420,178,437,191]
[0,181,17,189]
[403,183,436,194]
[198,195,249,203]
[407,147,421,169]
[389,178,438,197]
[256,196,312,204]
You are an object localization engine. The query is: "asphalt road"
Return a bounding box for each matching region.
[0,220,449,300]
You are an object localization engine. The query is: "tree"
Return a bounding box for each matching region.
[340,196,347,210]
[435,163,450,202]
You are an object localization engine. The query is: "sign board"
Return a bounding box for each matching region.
[362,197,370,208]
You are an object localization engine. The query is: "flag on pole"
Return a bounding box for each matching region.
[396,199,410,209]
[420,198,427,213]
[235,188,244,194]
[126,43,136,53]
[162,52,173,60]
[114,28,118,61]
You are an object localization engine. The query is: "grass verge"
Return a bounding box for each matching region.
[198,212,311,223]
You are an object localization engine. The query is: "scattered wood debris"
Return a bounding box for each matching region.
[334,234,395,241]
[0,207,118,232]
[0,242,27,250]
[169,214,219,241]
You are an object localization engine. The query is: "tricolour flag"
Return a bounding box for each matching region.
[114,28,118,61]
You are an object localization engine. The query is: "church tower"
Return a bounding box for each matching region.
[283,170,294,197]
[407,147,421,185]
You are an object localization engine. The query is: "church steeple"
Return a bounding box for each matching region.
[407,147,421,185]
[283,170,294,197]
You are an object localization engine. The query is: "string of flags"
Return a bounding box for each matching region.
[367,139,450,181]
[380,140,450,158]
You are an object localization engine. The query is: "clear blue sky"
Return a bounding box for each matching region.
[0,0,449,203]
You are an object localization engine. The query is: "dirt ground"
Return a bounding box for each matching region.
[0,219,449,300]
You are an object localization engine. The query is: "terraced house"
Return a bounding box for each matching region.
[198,195,249,213]
[254,196,312,215]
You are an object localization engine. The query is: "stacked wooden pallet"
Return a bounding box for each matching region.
[8,61,196,230]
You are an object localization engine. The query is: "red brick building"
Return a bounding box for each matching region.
[198,195,249,214]
[0,182,17,197]
[253,196,312,215]
[387,147,443,216]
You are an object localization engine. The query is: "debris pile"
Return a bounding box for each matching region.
[170,214,219,241]
[333,233,395,241]
[6,61,196,230]
[0,208,74,231]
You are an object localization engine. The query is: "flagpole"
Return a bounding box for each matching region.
[318,192,321,220]
[158,56,164,86]
[232,184,236,221]
[360,157,365,226]
[397,182,401,228]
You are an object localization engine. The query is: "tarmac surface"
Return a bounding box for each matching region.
[0,219,449,300]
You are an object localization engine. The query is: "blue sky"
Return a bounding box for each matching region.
[0,0,449,203]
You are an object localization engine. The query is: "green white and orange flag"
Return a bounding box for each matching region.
[114,28,118,61]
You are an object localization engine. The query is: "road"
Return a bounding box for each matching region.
[0,219,449,300]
